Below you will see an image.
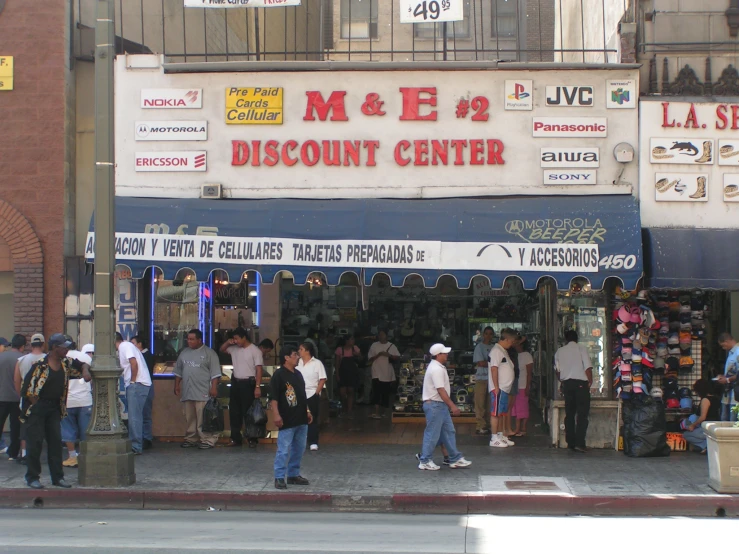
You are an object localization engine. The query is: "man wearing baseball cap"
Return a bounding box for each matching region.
[20,333,91,489]
[13,334,46,465]
[417,343,471,471]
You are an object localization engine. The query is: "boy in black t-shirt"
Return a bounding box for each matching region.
[270,346,313,490]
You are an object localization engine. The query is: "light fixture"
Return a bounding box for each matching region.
[249,290,258,297]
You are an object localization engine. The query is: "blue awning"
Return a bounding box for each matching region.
[644,228,737,289]
[88,196,643,290]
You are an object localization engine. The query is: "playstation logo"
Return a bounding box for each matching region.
[505,80,533,111]
[508,83,531,101]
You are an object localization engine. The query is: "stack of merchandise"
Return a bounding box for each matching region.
[394,358,476,414]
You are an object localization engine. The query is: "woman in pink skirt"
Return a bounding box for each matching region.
[511,339,534,437]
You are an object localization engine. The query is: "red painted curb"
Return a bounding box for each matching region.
[1,488,144,510]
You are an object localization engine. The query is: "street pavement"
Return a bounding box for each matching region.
[0,509,735,553]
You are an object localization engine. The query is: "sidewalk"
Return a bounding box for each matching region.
[0,439,736,517]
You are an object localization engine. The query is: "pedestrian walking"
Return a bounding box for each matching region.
[417,343,471,470]
[367,330,400,420]
[174,329,222,449]
[0,335,26,461]
[62,342,93,468]
[219,327,264,447]
[488,329,519,448]
[555,330,593,453]
[20,333,91,489]
[116,332,152,455]
[716,332,739,422]
[271,345,312,490]
[297,341,327,452]
[472,327,494,435]
[131,336,155,450]
[13,333,46,465]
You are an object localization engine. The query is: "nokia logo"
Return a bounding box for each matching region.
[540,148,600,168]
[545,86,594,107]
[141,89,203,109]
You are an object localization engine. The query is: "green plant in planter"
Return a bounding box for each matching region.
[732,405,739,428]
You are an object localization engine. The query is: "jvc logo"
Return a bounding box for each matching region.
[545,86,593,107]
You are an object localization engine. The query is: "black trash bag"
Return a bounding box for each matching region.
[202,398,224,433]
[622,398,670,458]
[245,422,267,440]
[247,400,268,426]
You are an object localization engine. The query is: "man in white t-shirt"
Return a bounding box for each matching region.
[555,330,593,453]
[220,327,264,447]
[62,343,94,468]
[488,328,519,448]
[367,330,400,420]
[115,332,152,455]
[297,342,327,451]
[417,343,472,471]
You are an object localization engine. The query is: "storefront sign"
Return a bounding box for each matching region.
[135,121,208,141]
[135,151,207,172]
[86,232,601,273]
[654,173,708,202]
[649,137,713,165]
[545,86,593,107]
[115,269,138,340]
[606,80,636,109]
[724,174,739,202]
[532,118,607,138]
[543,170,597,185]
[184,0,301,7]
[0,56,12,91]
[399,0,464,23]
[540,148,599,168]
[504,80,533,111]
[718,140,739,166]
[225,86,283,124]
[141,89,202,109]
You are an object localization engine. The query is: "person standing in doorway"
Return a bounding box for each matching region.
[472,327,494,435]
[220,327,264,448]
[488,329,518,448]
[297,342,327,452]
[13,333,46,465]
[131,336,155,450]
[716,332,739,422]
[417,343,472,470]
[61,342,93,468]
[511,338,534,437]
[335,336,362,419]
[368,330,400,420]
[115,332,152,455]
[271,346,312,490]
[174,329,222,449]
[555,330,593,453]
[20,334,91,489]
[0,335,26,461]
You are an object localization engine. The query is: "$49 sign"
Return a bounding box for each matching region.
[400,0,464,23]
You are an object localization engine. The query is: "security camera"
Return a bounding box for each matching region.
[614,142,634,163]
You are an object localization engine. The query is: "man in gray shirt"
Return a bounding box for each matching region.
[174,329,222,449]
[0,335,27,460]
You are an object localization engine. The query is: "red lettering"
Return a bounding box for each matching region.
[684,103,699,129]
[487,139,505,165]
[251,140,261,167]
[399,87,438,121]
[363,140,379,167]
[732,105,739,130]
[343,140,361,166]
[450,139,467,165]
[661,102,676,128]
[300,140,320,166]
[322,140,342,166]
[716,105,729,130]
[281,140,298,166]
[232,140,249,166]
[394,140,411,166]
[431,140,448,166]
[469,139,484,165]
[414,140,429,166]
[264,140,279,166]
[303,91,349,121]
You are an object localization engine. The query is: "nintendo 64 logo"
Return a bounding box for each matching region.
[607,80,636,109]
[505,80,533,111]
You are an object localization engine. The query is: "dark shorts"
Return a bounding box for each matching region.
[371,379,395,407]
[339,366,361,389]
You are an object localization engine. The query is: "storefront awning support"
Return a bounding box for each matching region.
[79,0,135,487]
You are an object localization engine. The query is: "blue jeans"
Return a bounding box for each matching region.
[420,401,462,464]
[61,406,92,443]
[273,424,308,480]
[126,383,151,453]
[683,427,708,451]
[143,383,155,441]
[721,403,737,422]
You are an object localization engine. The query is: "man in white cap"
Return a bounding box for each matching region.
[417,343,471,470]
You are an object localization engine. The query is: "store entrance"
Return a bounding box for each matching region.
[279,272,543,443]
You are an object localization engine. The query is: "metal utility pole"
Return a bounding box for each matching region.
[78,0,135,487]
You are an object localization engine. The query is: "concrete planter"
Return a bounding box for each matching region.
[704,422,739,493]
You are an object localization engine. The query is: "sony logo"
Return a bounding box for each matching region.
[545,86,594,107]
[543,170,597,185]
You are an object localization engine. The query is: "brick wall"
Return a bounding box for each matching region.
[526,0,555,62]
[0,0,68,338]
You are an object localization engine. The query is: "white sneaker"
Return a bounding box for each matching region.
[449,457,472,469]
[418,460,441,471]
[309,444,319,451]
[502,436,515,446]
[489,436,508,448]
